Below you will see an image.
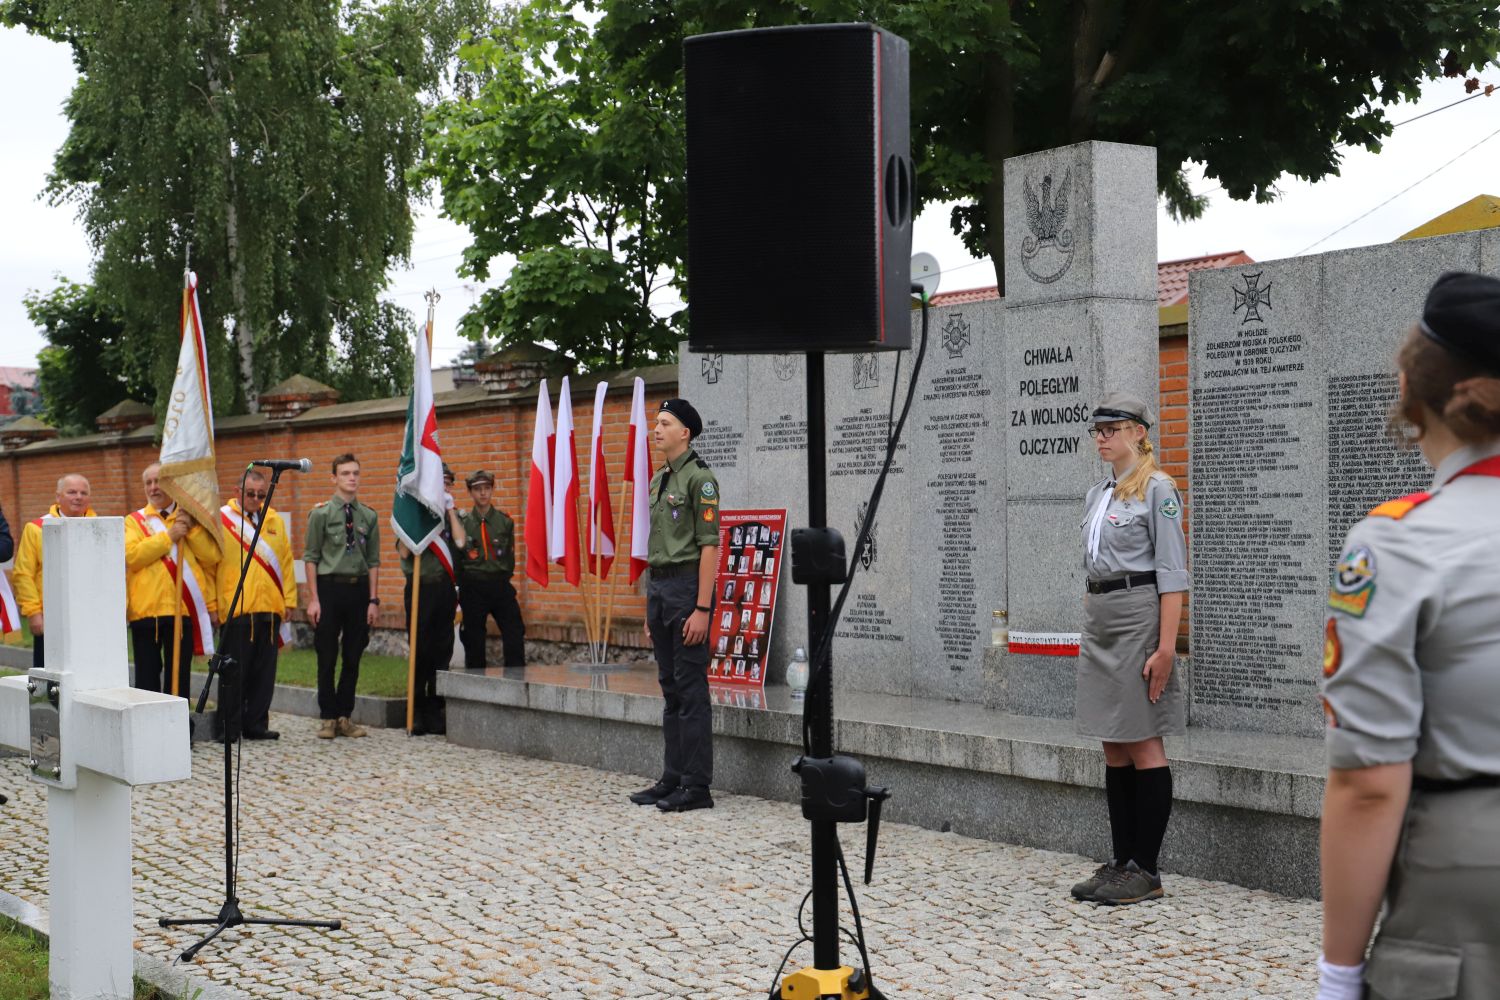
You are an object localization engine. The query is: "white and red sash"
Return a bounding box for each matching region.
[131,508,215,655]
[220,504,294,645]
[0,570,17,634]
[430,535,456,584]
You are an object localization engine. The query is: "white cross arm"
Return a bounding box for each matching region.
[0,677,190,786]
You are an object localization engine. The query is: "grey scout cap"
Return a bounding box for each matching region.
[1090,391,1154,429]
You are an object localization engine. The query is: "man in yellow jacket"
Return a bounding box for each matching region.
[124,462,220,697]
[13,473,95,670]
[216,470,297,741]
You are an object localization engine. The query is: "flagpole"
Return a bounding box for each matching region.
[590,512,602,662]
[574,487,597,658]
[406,561,421,734]
[601,474,629,662]
[170,266,191,698]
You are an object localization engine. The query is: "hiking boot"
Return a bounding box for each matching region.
[337,717,367,738]
[1092,860,1163,905]
[1070,862,1123,901]
[316,719,338,740]
[656,786,714,812]
[629,780,677,806]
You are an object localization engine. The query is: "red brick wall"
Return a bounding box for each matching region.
[0,383,671,648]
[1158,330,1191,650]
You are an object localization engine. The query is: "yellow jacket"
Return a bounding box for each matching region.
[124,504,221,622]
[13,505,98,618]
[216,500,297,618]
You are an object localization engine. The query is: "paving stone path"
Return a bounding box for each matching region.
[0,714,1321,998]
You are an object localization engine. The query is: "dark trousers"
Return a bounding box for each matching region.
[404,577,456,729]
[647,572,712,789]
[32,634,43,670]
[458,575,525,668]
[315,577,369,720]
[223,613,280,736]
[130,616,194,696]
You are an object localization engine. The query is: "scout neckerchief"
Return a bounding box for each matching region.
[219,501,295,646]
[1371,454,1500,520]
[655,448,698,505]
[130,506,215,655]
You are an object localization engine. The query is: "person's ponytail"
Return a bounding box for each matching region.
[1116,437,1173,501]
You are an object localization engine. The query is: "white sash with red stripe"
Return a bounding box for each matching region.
[220,504,294,645]
[131,509,215,655]
[430,535,456,584]
[0,570,17,634]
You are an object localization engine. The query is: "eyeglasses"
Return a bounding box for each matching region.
[243,490,267,500]
[1087,425,1123,440]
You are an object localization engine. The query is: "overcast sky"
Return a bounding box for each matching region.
[3,24,1497,371]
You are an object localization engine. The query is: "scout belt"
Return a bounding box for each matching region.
[1086,571,1157,595]
[650,562,697,579]
[319,573,368,585]
[1412,773,1500,793]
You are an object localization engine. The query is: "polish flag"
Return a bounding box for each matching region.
[624,377,653,584]
[586,381,616,578]
[524,380,554,588]
[549,376,582,586]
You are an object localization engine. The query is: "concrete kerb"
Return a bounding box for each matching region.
[0,887,251,1000]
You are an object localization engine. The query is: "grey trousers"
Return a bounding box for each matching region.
[1364,787,1500,999]
[646,571,712,789]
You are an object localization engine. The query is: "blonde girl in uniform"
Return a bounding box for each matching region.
[1318,272,1500,1000]
[1070,392,1189,905]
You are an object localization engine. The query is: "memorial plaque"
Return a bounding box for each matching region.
[908,300,1005,701]
[680,346,750,503]
[825,347,915,697]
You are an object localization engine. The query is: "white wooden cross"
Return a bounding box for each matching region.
[0,517,191,1000]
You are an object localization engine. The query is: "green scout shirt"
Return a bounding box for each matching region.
[399,533,463,583]
[648,449,720,567]
[459,506,515,579]
[303,496,381,576]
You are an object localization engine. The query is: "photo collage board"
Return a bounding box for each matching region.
[707,509,787,690]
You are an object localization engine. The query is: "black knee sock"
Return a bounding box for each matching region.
[1104,764,1136,866]
[1133,765,1173,875]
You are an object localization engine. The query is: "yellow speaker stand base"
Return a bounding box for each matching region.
[781,965,868,1000]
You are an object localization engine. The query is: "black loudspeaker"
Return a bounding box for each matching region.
[685,23,913,354]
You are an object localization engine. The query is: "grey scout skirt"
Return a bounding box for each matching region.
[1362,786,1500,999]
[1075,584,1184,741]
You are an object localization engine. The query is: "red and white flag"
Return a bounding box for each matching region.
[0,570,19,635]
[624,376,653,584]
[586,381,616,578]
[524,380,554,588]
[158,270,222,537]
[549,376,582,586]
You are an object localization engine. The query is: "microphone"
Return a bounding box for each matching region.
[250,458,312,473]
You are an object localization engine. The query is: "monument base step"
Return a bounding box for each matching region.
[188,673,406,729]
[438,663,1327,899]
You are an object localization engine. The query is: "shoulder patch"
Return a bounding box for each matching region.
[1368,491,1432,520]
[700,481,717,501]
[1158,496,1180,519]
[1328,544,1377,618]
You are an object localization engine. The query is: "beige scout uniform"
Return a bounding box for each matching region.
[1323,440,1500,999]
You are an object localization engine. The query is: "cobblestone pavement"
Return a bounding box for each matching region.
[0,714,1321,998]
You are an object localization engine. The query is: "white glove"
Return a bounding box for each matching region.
[1316,957,1364,1000]
[445,491,456,511]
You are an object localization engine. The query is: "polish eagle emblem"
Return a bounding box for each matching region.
[1021,167,1076,284]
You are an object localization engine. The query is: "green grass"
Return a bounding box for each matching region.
[0,918,195,999]
[191,646,412,699]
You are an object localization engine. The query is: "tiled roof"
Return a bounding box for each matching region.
[0,366,37,388]
[927,250,1255,310]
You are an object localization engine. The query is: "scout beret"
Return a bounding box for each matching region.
[1419,272,1500,372]
[1089,391,1154,429]
[659,398,703,438]
[466,469,495,488]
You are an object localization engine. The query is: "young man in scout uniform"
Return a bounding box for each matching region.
[124,462,221,697]
[303,453,381,739]
[397,464,467,735]
[629,398,721,813]
[13,473,95,670]
[458,469,526,669]
[217,470,298,741]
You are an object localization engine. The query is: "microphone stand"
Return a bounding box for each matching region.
[158,466,341,961]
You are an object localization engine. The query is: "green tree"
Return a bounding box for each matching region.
[440,0,1500,332]
[4,0,492,413]
[23,279,154,436]
[419,0,686,371]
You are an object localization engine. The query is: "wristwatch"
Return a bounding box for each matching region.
[695,604,711,613]
[369,598,382,606]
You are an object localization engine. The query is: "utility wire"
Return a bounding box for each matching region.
[1293,121,1500,256]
